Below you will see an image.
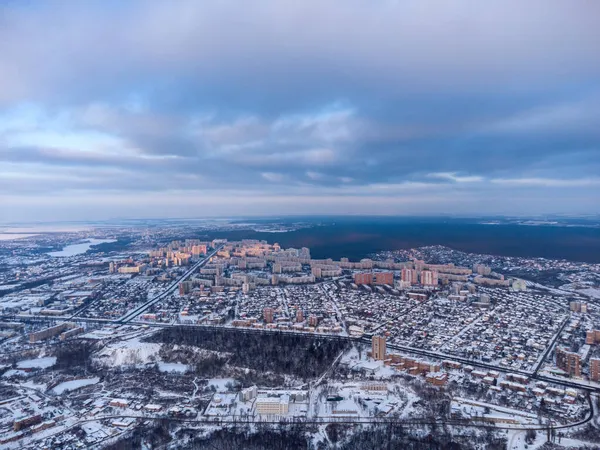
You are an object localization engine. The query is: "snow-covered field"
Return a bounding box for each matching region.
[558,283,600,299]
[579,287,600,299]
[158,362,190,373]
[2,369,28,378]
[452,397,538,425]
[207,378,236,391]
[94,337,161,367]
[21,380,48,391]
[17,356,56,369]
[52,377,100,394]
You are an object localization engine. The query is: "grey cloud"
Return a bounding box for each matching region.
[1,0,600,108]
[1,0,599,218]
[3,95,599,195]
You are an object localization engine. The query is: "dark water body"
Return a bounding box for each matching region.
[208,219,600,263]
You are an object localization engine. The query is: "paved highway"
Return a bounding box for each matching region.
[2,313,598,393]
[118,245,222,323]
[533,316,570,375]
[21,397,596,450]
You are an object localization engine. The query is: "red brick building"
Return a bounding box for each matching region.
[354,272,373,285]
[590,358,600,382]
[373,272,394,285]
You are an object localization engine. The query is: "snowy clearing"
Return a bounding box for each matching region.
[17,356,56,369]
[52,377,100,394]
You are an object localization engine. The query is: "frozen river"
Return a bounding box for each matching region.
[48,239,116,257]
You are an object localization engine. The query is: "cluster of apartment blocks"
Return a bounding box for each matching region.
[353,267,442,287]
[148,240,209,264]
[467,369,533,393]
[370,335,551,392]
[149,240,208,257]
[112,240,212,275]
[205,240,495,292]
[28,322,84,343]
[11,414,58,433]
[353,262,509,289]
[231,307,339,333]
[556,346,600,382]
[586,329,600,345]
[585,327,600,382]
[370,335,586,407]
[225,241,525,295]
[111,241,210,275]
[370,336,447,385]
[571,301,589,314]
[371,339,586,415]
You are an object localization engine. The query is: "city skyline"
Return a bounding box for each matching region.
[1,229,599,448]
[1,0,600,222]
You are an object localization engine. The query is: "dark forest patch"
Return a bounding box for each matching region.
[146,327,349,381]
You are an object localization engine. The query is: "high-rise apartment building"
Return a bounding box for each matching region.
[401,268,417,285]
[179,282,191,296]
[590,358,600,382]
[570,301,588,313]
[354,272,373,285]
[420,270,438,287]
[191,244,207,256]
[586,330,600,345]
[373,272,394,285]
[372,335,386,361]
[29,323,70,343]
[473,264,492,276]
[556,347,581,377]
[263,307,274,324]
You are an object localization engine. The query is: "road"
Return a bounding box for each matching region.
[533,316,570,375]
[117,245,222,323]
[368,339,533,378]
[20,400,597,449]
[2,257,599,396]
[2,312,599,394]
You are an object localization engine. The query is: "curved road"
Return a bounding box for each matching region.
[20,396,596,449]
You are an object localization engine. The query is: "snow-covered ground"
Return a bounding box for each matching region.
[559,283,600,299]
[579,287,600,299]
[0,284,17,291]
[2,369,28,378]
[207,378,236,391]
[51,377,100,394]
[507,430,600,450]
[80,421,110,440]
[21,380,48,391]
[17,356,56,369]
[158,362,190,373]
[452,397,538,425]
[94,336,161,367]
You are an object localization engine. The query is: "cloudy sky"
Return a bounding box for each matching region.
[1,0,599,222]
